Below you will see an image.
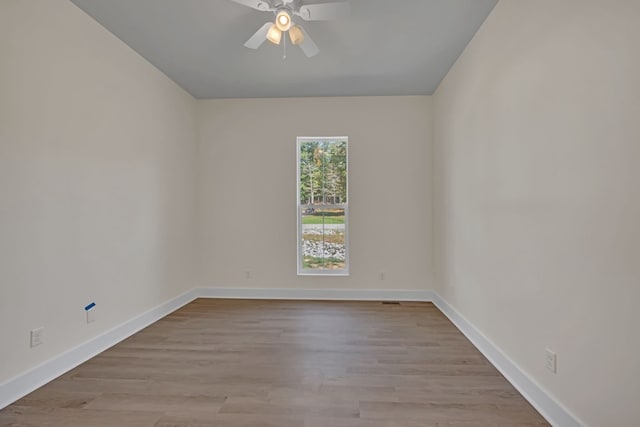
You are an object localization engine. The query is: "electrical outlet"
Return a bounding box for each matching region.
[245,270,251,280]
[379,271,385,281]
[545,348,557,373]
[30,327,44,348]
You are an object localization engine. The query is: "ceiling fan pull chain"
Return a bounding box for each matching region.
[283,32,287,60]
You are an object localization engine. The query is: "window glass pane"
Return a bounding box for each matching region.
[301,207,346,270]
[298,140,347,205]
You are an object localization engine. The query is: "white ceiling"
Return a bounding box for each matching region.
[70,0,497,99]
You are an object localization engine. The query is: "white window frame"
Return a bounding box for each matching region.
[296,137,349,276]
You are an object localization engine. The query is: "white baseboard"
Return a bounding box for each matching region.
[0,288,198,410]
[196,287,435,301]
[431,294,585,427]
[1,287,585,427]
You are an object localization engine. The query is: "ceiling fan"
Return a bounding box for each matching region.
[231,0,350,57]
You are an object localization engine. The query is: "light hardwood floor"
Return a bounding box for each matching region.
[0,299,549,426]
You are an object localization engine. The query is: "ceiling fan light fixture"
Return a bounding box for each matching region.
[266,23,282,45]
[275,10,292,31]
[289,24,304,45]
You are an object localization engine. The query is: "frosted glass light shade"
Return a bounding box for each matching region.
[289,25,304,45]
[266,24,282,45]
[276,10,292,31]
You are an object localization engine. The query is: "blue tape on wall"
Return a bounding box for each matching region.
[84,302,96,311]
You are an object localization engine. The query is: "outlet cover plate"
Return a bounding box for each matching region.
[545,348,557,373]
[30,327,44,348]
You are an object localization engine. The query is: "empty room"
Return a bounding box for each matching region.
[0,0,638,426]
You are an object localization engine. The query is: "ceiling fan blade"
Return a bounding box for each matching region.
[298,26,319,57]
[297,2,350,21]
[230,0,273,11]
[244,22,273,49]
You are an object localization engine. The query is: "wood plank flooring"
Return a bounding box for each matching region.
[0,299,549,426]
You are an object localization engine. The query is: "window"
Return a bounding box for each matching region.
[297,137,348,275]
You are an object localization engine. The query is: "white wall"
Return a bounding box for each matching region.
[196,96,433,291]
[0,0,197,384]
[433,1,640,426]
